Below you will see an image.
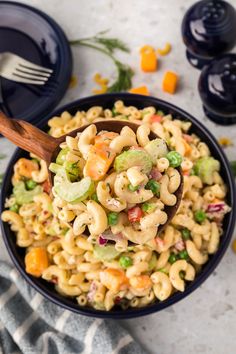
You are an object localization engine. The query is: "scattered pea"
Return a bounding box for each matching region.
[145,179,160,196]
[194,210,207,223]
[166,151,183,167]
[25,179,37,190]
[178,250,189,260]
[168,253,178,264]
[119,256,133,268]
[141,202,156,214]
[108,212,119,226]
[181,228,191,240]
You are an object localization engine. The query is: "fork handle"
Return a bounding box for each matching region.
[0,111,59,164]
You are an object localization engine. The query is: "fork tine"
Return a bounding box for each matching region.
[13,71,48,82]
[16,66,51,78]
[8,75,46,85]
[18,60,53,73]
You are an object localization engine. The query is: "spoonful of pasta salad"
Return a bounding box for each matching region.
[0,110,183,240]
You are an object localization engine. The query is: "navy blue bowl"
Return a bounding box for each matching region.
[1,93,235,319]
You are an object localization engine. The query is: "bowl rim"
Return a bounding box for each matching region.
[1,93,236,319]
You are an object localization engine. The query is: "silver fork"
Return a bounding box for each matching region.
[0,52,53,85]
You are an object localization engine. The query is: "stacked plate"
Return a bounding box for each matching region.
[0,1,72,125]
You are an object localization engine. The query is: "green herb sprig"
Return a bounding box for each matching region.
[70,30,133,92]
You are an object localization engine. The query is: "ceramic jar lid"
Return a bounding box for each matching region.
[181,0,236,69]
[198,54,236,125]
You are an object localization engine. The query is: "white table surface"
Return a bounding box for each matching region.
[1,1,236,353]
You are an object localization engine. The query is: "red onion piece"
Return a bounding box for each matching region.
[87,281,97,302]
[99,230,124,243]
[98,236,108,246]
[149,168,162,181]
[207,203,225,213]
[175,239,185,251]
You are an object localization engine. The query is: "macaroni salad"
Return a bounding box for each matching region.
[1,100,231,311]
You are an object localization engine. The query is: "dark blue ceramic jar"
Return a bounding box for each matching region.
[181,0,236,69]
[198,54,236,124]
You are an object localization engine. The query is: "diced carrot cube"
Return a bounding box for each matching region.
[94,132,118,146]
[140,46,157,72]
[162,71,179,94]
[84,144,116,181]
[129,85,149,95]
[129,275,152,290]
[25,247,49,277]
[182,138,192,155]
[100,268,129,292]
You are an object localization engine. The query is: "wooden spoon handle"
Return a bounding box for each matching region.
[0,111,58,163]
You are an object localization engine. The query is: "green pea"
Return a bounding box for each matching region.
[119,256,133,268]
[168,253,178,264]
[9,204,19,213]
[128,184,139,192]
[145,179,160,196]
[178,250,189,260]
[108,212,119,226]
[181,228,191,240]
[141,202,156,214]
[194,210,207,223]
[166,151,183,167]
[25,179,37,190]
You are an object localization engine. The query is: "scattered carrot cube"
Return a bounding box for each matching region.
[140,45,157,72]
[129,85,149,95]
[25,247,49,277]
[162,71,179,94]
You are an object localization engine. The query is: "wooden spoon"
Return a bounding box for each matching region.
[0,111,183,232]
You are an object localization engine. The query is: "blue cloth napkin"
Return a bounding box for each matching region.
[0,261,146,354]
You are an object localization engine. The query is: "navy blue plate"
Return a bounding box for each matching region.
[1,93,235,319]
[0,1,72,123]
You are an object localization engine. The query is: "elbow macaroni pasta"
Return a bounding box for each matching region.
[1,100,231,311]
